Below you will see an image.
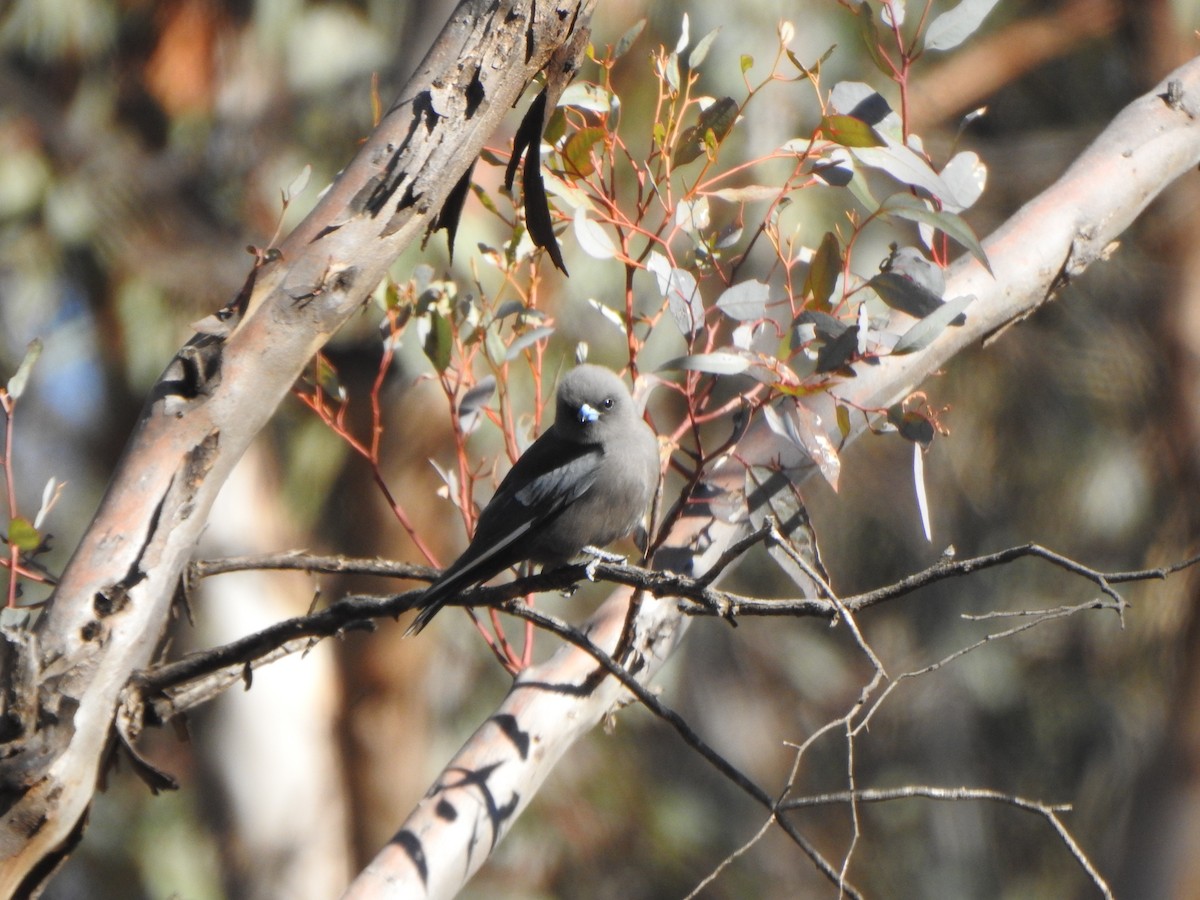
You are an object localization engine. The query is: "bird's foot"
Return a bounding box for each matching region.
[582,545,625,581]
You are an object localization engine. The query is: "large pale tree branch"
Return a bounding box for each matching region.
[342,56,1200,897]
[0,1,596,894]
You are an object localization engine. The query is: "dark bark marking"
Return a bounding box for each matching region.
[389,829,428,884]
[525,0,536,62]
[464,64,485,119]
[153,336,224,406]
[413,88,441,134]
[491,713,531,760]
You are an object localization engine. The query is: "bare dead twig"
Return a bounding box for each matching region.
[162,543,1200,720]
[781,786,1113,899]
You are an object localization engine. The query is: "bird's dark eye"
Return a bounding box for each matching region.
[602,397,615,410]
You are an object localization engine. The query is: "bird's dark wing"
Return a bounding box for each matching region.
[452,432,602,580]
[406,432,602,633]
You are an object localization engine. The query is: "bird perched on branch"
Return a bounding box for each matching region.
[406,364,659,635]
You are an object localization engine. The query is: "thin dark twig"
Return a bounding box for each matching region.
[510,604,863,899]
[160,545,1200,719]
[781,786,1112,899]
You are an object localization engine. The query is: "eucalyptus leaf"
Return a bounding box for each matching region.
[892,294,974,354]
[689,27,720,68]
[573,207,617,259]
[852,142,953,199]
[557,83,614,114]
[869,271,946,319]
[647,252,703,336]
[878,193,991,271]
[715,280,771,321]
[423,311,453,373]
[458,376,497,435]
[925,0,1001,52]
[7,516,39,553]
[805,232,842,311]
[821,114,882,148]
[658,351,751,376]
[562,126,606,177]
[613,19,645,60]
[6,339,42,400]
[505,325,555,361]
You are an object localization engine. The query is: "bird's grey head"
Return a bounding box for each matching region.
[553,364,637,444]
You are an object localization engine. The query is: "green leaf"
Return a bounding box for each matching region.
[696,96,739,138]
[664,51,681,95]
[805,232,842,311]
[835,403,852,440]
[851,1,894,74]
[869,271,946,319]
[6,339,42,400]
[819,114,882,148]
[673,97,739,166]
[0,607,33,628]
[815,325,859,373]
[740,54,754,73]
[716,280,771,321]
[892,294,974,354]
[423,311,453,373]
[787,44,835,78]
[313,355,342,397]
[878,193,991,272]
[613,19,645,59]
[562,126,606,177]
[543,107,568,147]
[7,517,39,553]
[925,0,1001,51]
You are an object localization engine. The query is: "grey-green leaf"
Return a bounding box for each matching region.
[892,294,974,354]
[6,339,42,400]
[878,193,991,272]
[925,0,1001,51]
[613,19,646,60]
[689,27,720,68]
[659,352,750,376]
[715,280,771,321]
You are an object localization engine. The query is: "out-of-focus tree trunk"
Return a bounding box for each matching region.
[193,442,354,899]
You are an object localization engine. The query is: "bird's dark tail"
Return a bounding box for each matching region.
[405,588,450,636]
[404,571,468,636]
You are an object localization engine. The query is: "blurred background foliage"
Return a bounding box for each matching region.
[4,0,1200,897]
